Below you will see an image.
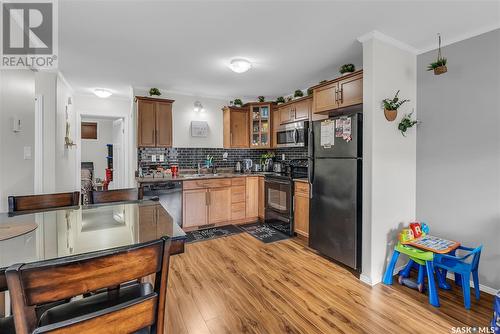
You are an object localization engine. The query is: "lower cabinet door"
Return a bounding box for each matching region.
[294,193,309,237]
[183,189,208,228]
[208,187,232,224]
[246,177,259,219]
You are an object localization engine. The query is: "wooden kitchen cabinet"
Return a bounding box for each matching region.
[294,181,310,238]
[223,106,249,148]
[278,97,312,125]
[245,176,259,219]
[183,188,208,229]
[312,71,363,114]
[208,187,232,224]
[136,96,174,147]
[258,176,265,220]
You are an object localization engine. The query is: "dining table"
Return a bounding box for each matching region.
[0,200,187,317]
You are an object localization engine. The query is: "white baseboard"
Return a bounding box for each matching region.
[360,264,406,287]
[445,272,499,296]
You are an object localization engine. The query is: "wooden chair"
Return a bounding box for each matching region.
[8,192,80,214]
[6,238,172,334]
[0,268,15,334]
[90,188,144,205]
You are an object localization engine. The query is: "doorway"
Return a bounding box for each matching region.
[80,116,126,196]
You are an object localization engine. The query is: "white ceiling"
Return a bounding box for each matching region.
[59,1,500,100]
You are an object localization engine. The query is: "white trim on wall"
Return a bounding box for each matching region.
[34,94,44,194]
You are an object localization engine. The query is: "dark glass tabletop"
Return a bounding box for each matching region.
[0,200,186,269]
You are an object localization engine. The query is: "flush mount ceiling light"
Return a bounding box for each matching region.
[194,101,205,113]
[228,58,252,73]
[94,89,112,98]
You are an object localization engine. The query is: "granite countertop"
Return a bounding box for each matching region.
[136,172,267,183]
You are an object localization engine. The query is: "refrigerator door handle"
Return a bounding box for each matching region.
[308,126,314,198]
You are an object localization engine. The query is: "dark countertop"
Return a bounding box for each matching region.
[293,178,309,183]
[136,172,267,184]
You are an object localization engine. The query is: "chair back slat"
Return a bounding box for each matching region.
[33,295,158,334]
[90,188,143,205]
[18,240,163,306]
[8,192,80,214]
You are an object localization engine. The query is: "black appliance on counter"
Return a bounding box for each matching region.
[143,181,183,227]
[308,111,362,272]
[264,159,308,236]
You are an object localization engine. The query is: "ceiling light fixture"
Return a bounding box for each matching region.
[194,101,205,113]
[228,58,252,73]
[94,89,112,98]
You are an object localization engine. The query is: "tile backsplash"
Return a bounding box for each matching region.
[138,147,308,170]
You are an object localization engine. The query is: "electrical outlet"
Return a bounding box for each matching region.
[151,155,156,162]
[159,154,164,162]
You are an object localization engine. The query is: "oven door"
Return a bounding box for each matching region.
[264,177,293,236]
[276,122,307,148]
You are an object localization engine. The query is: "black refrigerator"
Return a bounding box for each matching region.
[308,112,362,272]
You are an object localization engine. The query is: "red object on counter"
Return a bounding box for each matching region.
[171,165,178,177]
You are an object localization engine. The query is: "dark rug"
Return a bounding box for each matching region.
[239,222,290,244]
[186,224,243,243]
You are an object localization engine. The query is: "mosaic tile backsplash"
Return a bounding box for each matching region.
[138,147,308,170]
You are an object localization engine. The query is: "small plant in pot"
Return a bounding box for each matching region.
[427,57,447,75]
[339,64,355,76]
[294,90,304,99]
[382,90,409,122]
[149,88,161,96]
[233,98,243,107]
[286,96,293,102]
[428,33,448,75]
[307,87,313,96]
[276,96,285,104]
[398,113,419,137]
[258,96,265,102]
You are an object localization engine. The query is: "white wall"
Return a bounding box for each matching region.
[0,70,36,212]
[417,30,500,291]
[360,34,417,285]
[133,88,228,148]
[81,118,113,180]
[55,75,77,192]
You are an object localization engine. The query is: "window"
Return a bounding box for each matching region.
[81,122,97,140]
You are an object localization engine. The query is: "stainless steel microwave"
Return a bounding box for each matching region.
[276,121,308,148]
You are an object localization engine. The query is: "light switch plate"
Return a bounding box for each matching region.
[24,146,32,160]
[159,154,164,162]
[151,155,156,162]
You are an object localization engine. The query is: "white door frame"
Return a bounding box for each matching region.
[34,94,44,194]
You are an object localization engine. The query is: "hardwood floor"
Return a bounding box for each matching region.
[166,233,494,334]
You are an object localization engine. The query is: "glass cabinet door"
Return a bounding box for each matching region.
[251,105,270,147]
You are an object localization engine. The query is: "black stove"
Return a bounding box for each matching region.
[264,159,309,236]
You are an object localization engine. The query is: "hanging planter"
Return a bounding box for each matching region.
[382,90,409,122]
[427,33,448,75]
[398,112,419,137]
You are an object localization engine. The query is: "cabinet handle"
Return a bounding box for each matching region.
[338,89,343,104]
[230,133,233,145]
[334,89,338,103]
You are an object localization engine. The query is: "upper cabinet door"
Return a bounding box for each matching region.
[294,98,311,121]
[337,72,363,109]
[137,99,156,147]
[156,102,173,147]
[279,105,292,124]
[313,82,338,114]
[231,108,249,148]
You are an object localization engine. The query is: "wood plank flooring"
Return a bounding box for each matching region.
[165,233,494,334]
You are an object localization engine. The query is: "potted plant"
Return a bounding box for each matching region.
[427,57,447,75]
[276,96,285,104]
[233,98,243,107]
[339,64,355,76]
[286,96,293,102]
[307,87,313,96]
[398,113,418,136]
[149,88,161,96]
[258,96,265,102]
[382,90,409,122]
[294,90,304,99]
[427,34,447,75]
